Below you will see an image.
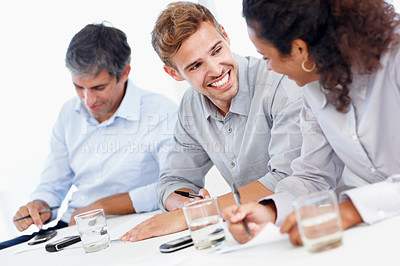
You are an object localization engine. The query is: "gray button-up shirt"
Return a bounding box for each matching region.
[267,42,400,225]
[157,54,303,209]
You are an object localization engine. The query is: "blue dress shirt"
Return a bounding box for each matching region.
[30,79,178,223]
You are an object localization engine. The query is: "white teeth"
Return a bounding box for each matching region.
[210,73,229,87]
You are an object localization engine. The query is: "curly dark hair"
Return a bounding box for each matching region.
[243,0,400,112]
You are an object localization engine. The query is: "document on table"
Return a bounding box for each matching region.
[216,222,288,254]
[108,212,155,240]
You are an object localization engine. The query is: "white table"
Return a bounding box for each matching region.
[1,212,399,266]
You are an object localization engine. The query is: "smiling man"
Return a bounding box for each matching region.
[120,2,303,242]
[2,23,177,249]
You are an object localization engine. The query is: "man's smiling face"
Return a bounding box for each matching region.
[165,21,239,115]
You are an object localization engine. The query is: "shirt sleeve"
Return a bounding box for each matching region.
[341,180,400,224]
[391,42,400,90]
[156,108,214,211]
[129,183,159,213]
[129,100,178,213]
[29,105,74,221]
[261,98,345,225]
[258,76,303,191]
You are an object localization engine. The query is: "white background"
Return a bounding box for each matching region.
[0,0,255,241]
[0,0,399,242]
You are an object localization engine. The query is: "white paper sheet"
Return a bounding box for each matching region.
[216,222,288,253]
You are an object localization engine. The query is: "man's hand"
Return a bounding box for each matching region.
[280,200,364,246]
[120,209,187,242]
[223,202,276,244]
[198,188,211,199]
[182,188,211,207]
[13,200,51,231]
[166,188,211,211]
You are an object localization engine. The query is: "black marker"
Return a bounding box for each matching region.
[174,190,204,199]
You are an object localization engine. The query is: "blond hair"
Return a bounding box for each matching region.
[151,1,223,69]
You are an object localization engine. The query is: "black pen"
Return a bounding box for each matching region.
[13,206,60,222]
[174,190,204,199]
[231,183,251,238]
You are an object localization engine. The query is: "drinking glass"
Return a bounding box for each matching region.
[182,197,225,250]
[293,190,343,253]
[74,209,111,253]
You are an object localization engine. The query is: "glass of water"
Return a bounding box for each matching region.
[293,190,343,253]
[182,197,225,250]
[74,209,111,253]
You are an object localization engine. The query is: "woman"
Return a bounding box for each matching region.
[224,0,400,246]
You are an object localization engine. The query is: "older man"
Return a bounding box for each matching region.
[1,23,177,250]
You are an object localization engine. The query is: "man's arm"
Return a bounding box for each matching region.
[23,103,75,229]
[258,75,304,191]
[166,180,273,210]
[69,193,135,225]
[121,180,273,242]
[217,180,273,210]
[157,99,214,211]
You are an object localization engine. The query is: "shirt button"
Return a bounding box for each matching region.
[226,127,232,133]
[230,161,236,168]
[352,133,358,140]
[370,167,377,173]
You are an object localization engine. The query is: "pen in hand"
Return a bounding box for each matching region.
[231,183,251,239]
[13,206,60,222]
[174,190,204,199]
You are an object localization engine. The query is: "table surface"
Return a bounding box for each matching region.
[1,211,399,266]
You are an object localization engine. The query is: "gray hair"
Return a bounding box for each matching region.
[65,23,131,81]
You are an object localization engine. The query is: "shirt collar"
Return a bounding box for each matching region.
[74,78,141,124]
[114,79,141,122]
[301,80,328,110]
[305,74,368,110]
[202,53,251,120]
[348,73,368,101]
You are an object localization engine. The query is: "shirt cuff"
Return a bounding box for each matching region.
[29,193,61,222]
[258,172,285,192]
[258,192,295,226]
[129,183,160,213]
[341,181,400,224]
